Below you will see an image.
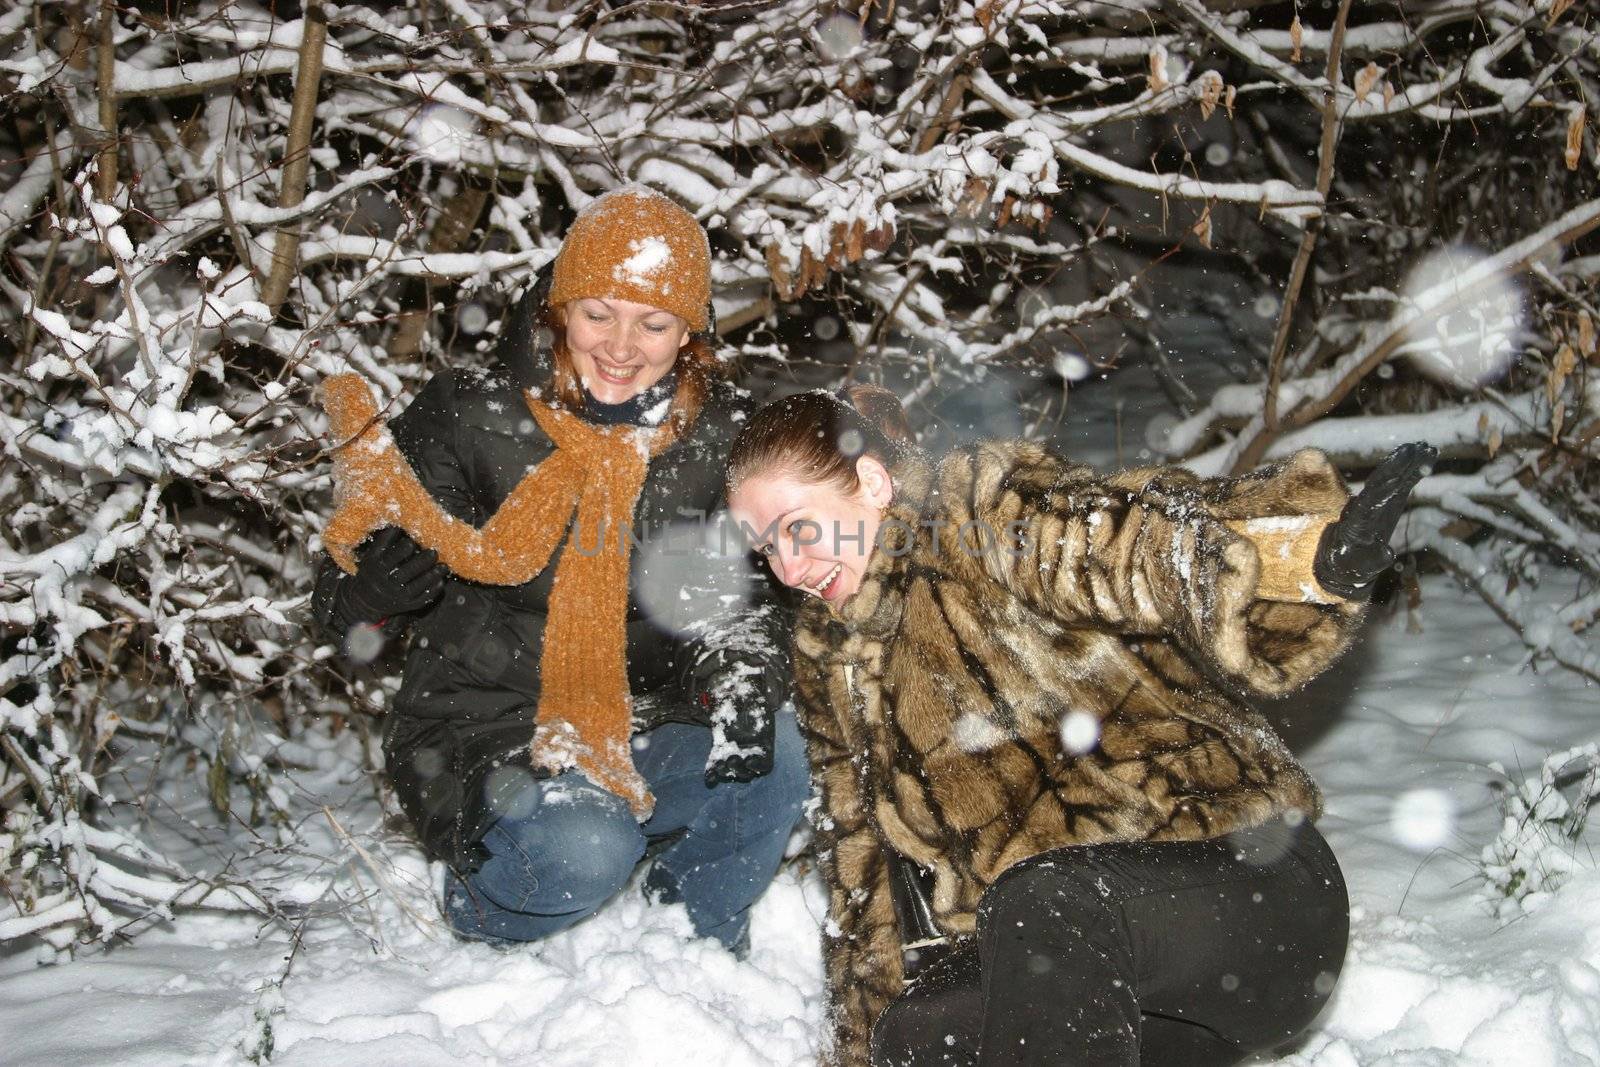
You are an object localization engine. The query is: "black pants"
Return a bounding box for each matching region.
[871,818,1349,1067]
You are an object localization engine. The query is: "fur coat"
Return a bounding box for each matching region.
[791,441,1367,1067]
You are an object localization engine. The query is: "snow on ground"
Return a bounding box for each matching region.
[1277,571,1600,1067]
[3,569,1594,1066]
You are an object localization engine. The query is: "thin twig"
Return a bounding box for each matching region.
[1261,0,1354,437]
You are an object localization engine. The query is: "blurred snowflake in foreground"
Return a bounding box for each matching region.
[458,301,489,335]
[409,104,477,164]
[1390,787,1455,851]
[1397,246,1522,389]
[815,15,863,61]
[344,622,384,664]
[1058,710,1100,755]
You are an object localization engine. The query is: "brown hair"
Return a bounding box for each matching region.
[727,383,913,496]
[542,301,722,436]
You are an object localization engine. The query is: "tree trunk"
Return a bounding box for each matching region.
[94,0,117,202]
[260,2,329,315]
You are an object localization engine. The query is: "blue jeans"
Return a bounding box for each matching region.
[443,706,808,951]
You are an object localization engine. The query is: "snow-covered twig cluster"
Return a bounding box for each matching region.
[0,0,1595,949]
[1480,743,1600,921]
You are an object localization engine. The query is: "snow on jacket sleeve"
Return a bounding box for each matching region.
[792,628,903,1067]
[311,371,474,646]
[952,442,1368,698]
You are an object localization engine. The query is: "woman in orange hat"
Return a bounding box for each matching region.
[313,186,806,954]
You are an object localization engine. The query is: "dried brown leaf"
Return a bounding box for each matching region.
[1149,47,1169,94]
[1578,310,1595,359]
[1224,85,1237,120]
[825,223,846,270]
[1548,0,1575,28]
[765,244,793,301]
[1192,203,1213,248]
[1197,72,1224,121]
[962,177,990,218]
[1549,343,1577,404]
[1354,62,1382,103]
[976,0,998,34]
[1552,401,1566,442]
[798,246,820,297]
[1290,16,1304,63]
[1382,80,1395,109]
[1566,105,1586,172]
[1487,425,1503,458]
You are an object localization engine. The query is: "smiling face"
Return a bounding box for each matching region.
[728,458,894,606]
[562,297,691,404]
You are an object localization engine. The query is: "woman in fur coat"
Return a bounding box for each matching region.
[313,186,807,954]
[725,386,1431,1065]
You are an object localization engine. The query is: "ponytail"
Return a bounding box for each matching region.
[837,383,913,452]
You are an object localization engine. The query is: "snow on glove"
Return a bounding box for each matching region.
[1313,442,1436,599]
[691,649,780,787]
[335,527,447,627]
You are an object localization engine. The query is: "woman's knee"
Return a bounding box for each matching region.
[1263,846,1350,1040]
[488,773,646,909]
[980,849,1117,934]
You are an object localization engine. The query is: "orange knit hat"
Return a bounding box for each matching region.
[547,185,711,331]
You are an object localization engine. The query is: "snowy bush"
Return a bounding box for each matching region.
[1479,744,1600,921]
[0,0,1596,951]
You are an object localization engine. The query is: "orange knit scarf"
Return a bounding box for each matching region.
[320,372,678,818]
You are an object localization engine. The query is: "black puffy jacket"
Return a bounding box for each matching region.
[313,285,791,869]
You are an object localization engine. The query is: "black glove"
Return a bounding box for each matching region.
[334,527,447,626]
[690,649,781,787]
[1314,442,1436,599]
[443,834,491,877]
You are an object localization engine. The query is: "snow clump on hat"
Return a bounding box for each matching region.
[547,184,712,331]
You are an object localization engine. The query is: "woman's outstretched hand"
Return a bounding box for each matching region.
[1313,443,1437,600]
